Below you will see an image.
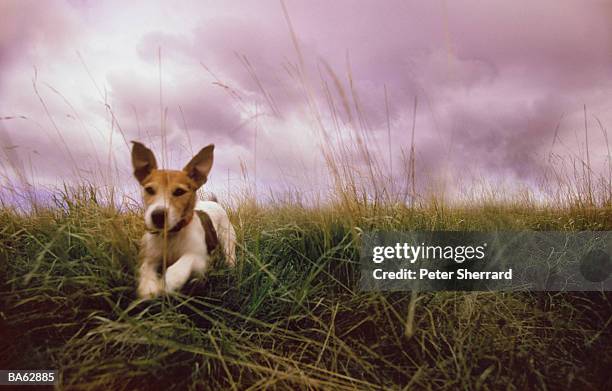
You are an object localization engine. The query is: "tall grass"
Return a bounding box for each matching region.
[1,186,611,389]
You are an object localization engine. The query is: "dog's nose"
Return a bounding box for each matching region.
[151,209,166,229]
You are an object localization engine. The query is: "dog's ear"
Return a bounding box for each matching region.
[131,141,158,184]
[183,144,214,188]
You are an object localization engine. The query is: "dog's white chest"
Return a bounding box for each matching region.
[143,218,209,267]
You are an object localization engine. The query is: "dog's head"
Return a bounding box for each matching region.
[131,141,214,232]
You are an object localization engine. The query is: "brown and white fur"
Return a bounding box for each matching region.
[131,141,236,299]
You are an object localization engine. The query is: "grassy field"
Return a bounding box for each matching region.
[1,187,611,390]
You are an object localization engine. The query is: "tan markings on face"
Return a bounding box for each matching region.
[141,169,198,231]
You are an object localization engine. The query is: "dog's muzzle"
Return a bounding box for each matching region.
[151,209,166,229]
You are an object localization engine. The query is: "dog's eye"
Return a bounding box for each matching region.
[144,186,155,195]
[173,188,187,197]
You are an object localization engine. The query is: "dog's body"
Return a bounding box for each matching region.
[131,142,236,299]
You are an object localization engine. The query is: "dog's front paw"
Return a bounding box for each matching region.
[137,277,163,299]
[164,269,185,294]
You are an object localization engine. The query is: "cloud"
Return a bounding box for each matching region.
[0,0,78,76]
[0,0,611,201]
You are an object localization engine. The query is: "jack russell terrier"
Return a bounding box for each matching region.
[131,141,236,299]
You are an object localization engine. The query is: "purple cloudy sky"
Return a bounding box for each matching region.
[1,0,611,201]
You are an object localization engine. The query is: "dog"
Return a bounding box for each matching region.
[131,141,236,299]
